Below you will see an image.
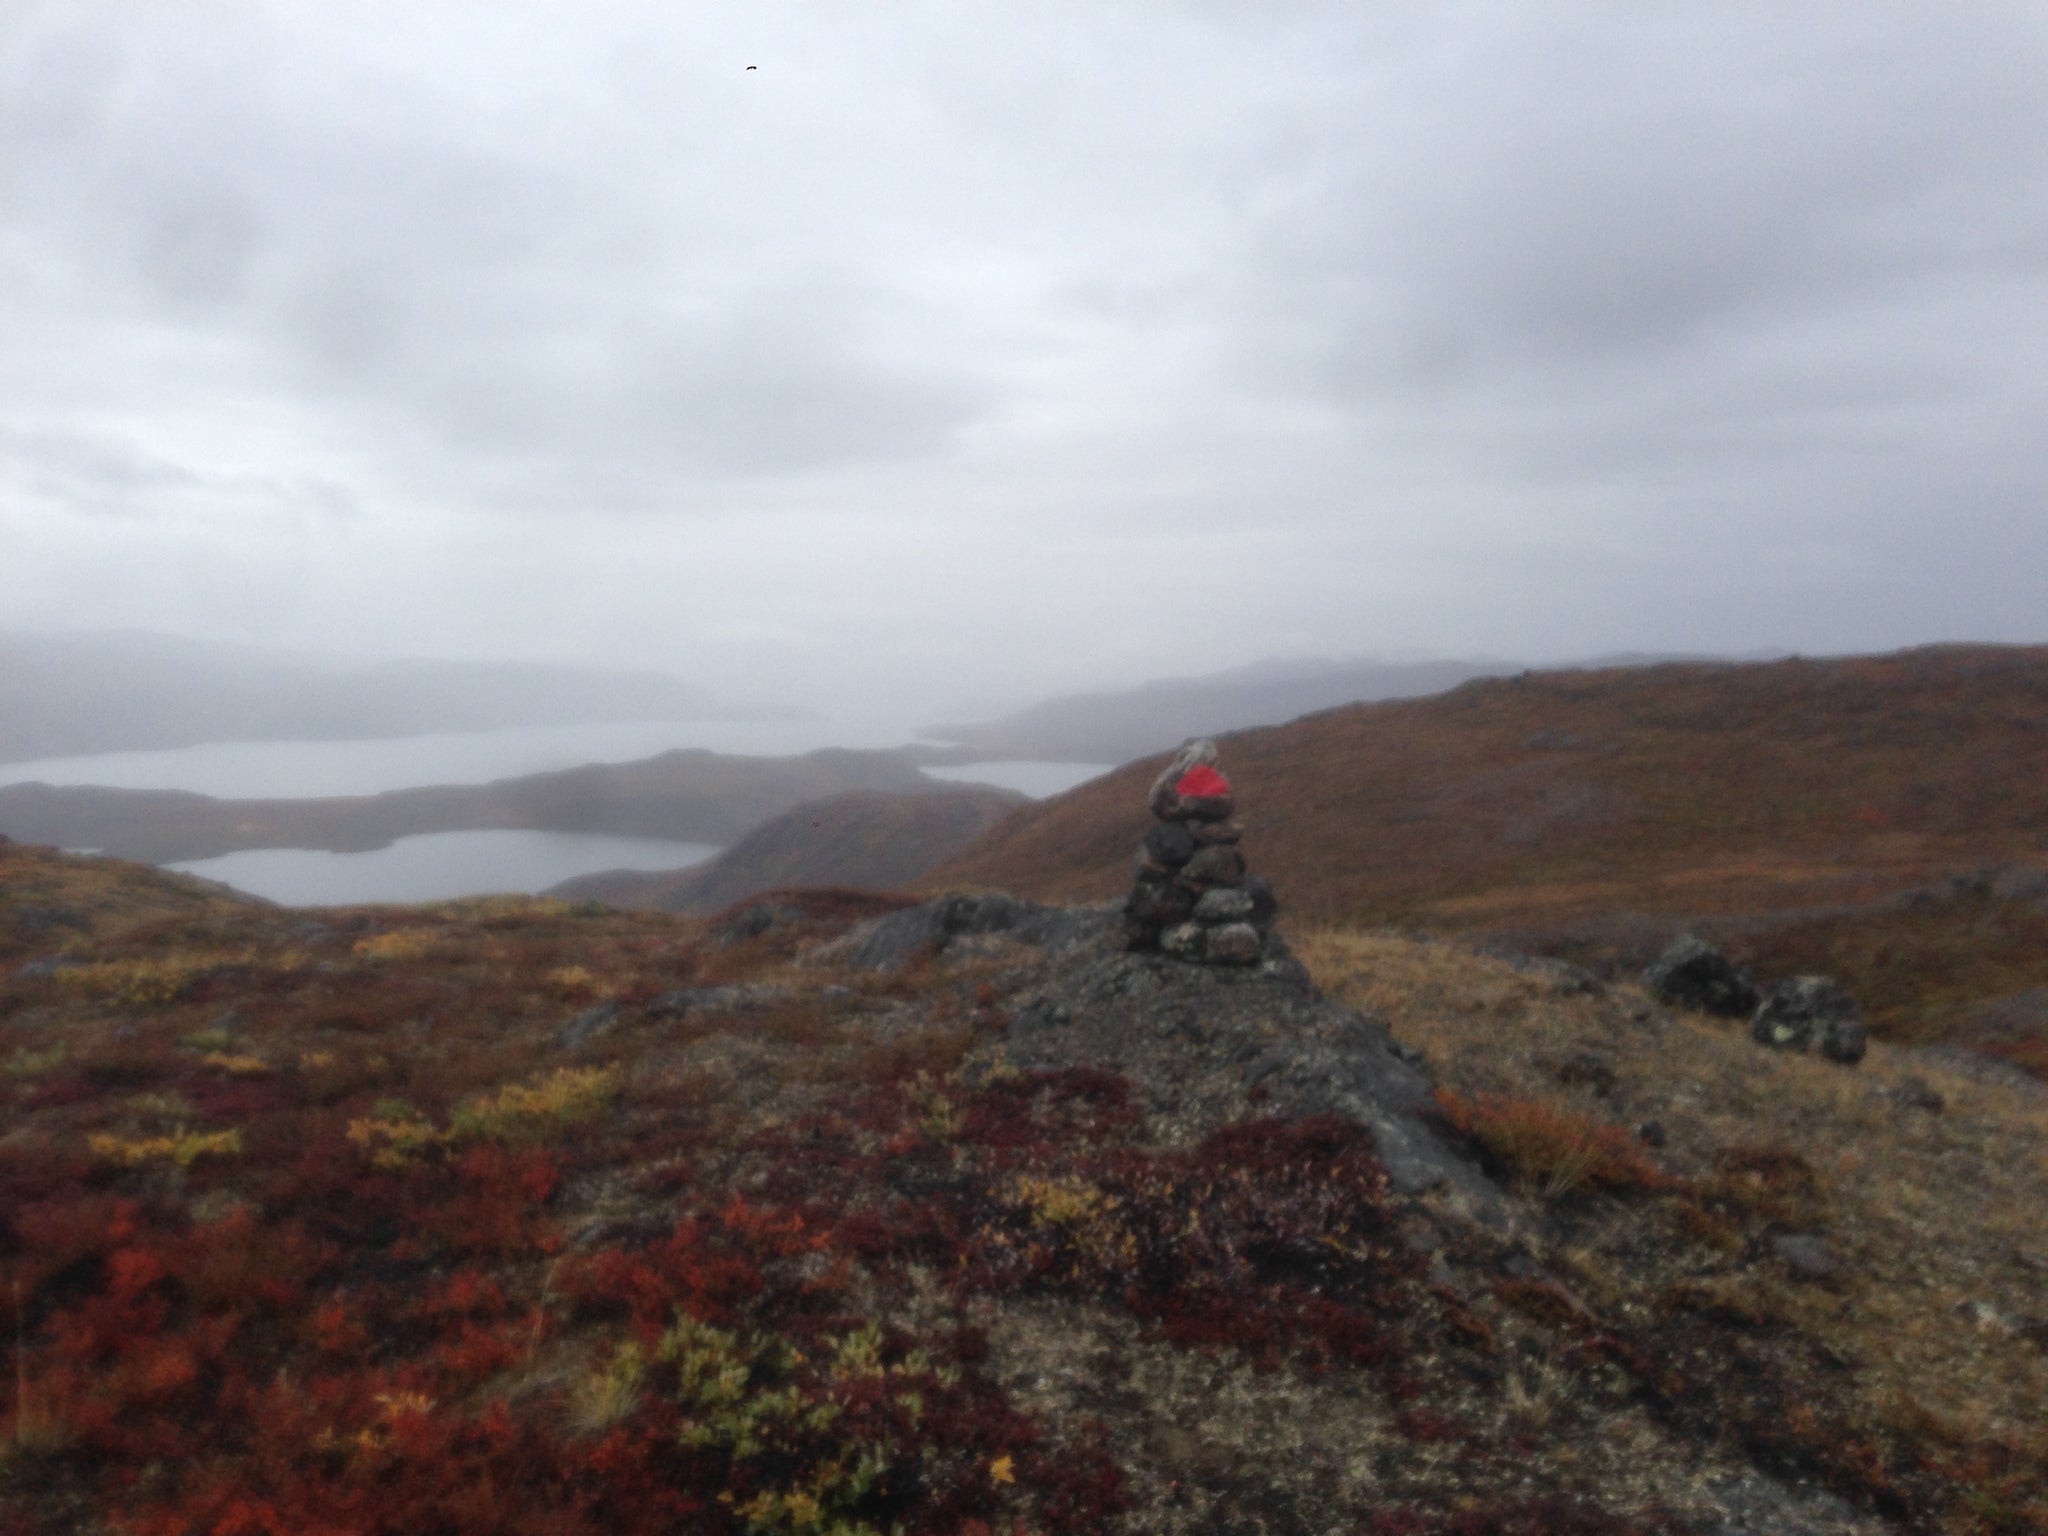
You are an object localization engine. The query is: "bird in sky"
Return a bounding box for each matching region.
[745,64,756,71]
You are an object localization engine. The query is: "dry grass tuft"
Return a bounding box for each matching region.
[1432,1088,1665,1197]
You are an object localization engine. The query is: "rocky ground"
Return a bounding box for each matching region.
[2,839,2043,1534]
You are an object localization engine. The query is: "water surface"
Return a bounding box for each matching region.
[168,830,717,907]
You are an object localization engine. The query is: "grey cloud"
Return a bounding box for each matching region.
[1244,6,2048,393]
[1,1,2044,710]
[0,424,361,524]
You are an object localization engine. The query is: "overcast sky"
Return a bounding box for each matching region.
[4,1,2045,715]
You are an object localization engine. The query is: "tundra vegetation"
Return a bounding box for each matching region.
[1,838,2043,1535]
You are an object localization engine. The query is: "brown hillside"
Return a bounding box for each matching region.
[926,645,2048,1059]
[547,785,1024,913]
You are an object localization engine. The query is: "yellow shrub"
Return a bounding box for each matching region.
[201,1051,269,1077]
[545,965,603,999]
[448,1064,621,1144]
[88,1128,243,1167]
[1007,1174,1137,1272]
[60,953,244,1008]
[346,1102,442,1169]
[5,1042,66,1078]
[352,930,436,963]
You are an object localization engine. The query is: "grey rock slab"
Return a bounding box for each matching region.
[843,894,1111,971]
[647,983,792,1017]
[982,928,1506,1223]
[557,1002,621,1049]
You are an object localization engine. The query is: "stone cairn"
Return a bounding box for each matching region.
[1120,739,1278,965]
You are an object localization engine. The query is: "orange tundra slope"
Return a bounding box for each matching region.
[924,645,2048,1056]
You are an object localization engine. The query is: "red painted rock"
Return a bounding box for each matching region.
[1149,739,1226,820]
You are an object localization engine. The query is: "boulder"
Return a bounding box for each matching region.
[1189,818,1245,846]
[1160,922,1207,961]
[1753,976,1867,1065]
[1642,935,1762,1018]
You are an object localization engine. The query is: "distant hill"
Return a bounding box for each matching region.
[0,747,936,863]
[926,644,2048,1061]
[0,629,794,762]
[925,655,1521,763]
[546,785,1025,912]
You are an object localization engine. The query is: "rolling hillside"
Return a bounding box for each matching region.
[0,747,939,863]
[545,785,1025,912]
[926,645,2048,1061]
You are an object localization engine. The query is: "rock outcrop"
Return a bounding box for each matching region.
[1643,934,1762,1018]
[1753,975,1869,1065]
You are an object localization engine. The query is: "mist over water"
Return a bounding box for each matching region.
[0,716,941,799]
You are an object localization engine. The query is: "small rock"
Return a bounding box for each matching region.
[1143,821,1197,868]
[1193,887,1254,924]
[1204,923,1261,966]
[1770,1232,1841,1283]
[1643,935,1762,1018]
[1753,976,1866,1065]
[1178,791,1236,823]
[1160,922,1206,961]
[1125,877,1196,929]
[1636,1121,1667,1148]
[1189,818,1245,846]
[1182,845,1247,888]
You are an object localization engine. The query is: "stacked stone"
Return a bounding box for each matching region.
[1121,739,1278,965]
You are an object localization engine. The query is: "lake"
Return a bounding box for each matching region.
[167,830,718,907]
[7,720,1113,906]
